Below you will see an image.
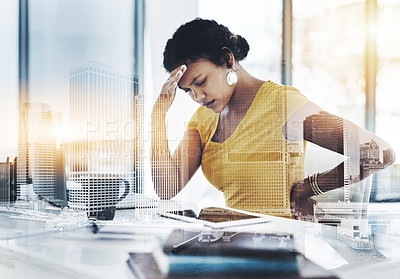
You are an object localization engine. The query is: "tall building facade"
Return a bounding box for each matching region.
[383,149,394,165]
[68,61,142,216]
[360,139,379,162]
[0,158,10,204]
[343,121,360,202]
[17,103,58,201]
[303,111,344,154]
[360,139,386,180]
[55,145,67,207]
[10,157,17,202]
[304,111,344,192]
[303,112,360,202]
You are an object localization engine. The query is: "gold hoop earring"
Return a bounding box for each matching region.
[226,69,237,87]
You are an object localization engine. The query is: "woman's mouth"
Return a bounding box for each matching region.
[204,100,215,109]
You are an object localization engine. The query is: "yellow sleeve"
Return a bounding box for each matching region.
[186,106,219,149]
[186,111,198,131]
[286,85,309,119]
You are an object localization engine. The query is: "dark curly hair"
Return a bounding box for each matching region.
[163,18,250,73]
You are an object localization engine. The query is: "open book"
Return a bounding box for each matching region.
[157,206,271,229]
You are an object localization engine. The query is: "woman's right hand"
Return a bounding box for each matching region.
[153,64,187,114]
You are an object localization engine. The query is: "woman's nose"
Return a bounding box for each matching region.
[192,89,205,102]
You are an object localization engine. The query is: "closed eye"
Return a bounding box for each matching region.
[196,78,206,86]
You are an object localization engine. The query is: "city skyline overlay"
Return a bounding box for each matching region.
[0,61,397,221]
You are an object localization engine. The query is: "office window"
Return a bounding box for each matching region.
[0,1,18,162]
[198,0,282,82]
[16,0,144,214]
[292,0,365,126]
[373,0,400,201]
[293,0,400,205]
[0,1,18,206]
[292,1,367,189]
[376,1,400,163]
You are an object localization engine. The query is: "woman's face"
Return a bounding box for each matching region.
[177,59,234,113]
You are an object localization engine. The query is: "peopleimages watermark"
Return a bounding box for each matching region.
[84,119,190,142]
[85,120,138,141]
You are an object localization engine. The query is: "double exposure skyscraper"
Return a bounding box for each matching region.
[303,111,361,202]
[0,158,11,204]
[17,103,58,201]
[303,111,344,154]
[68,61,142,217]
[360,139,379,162]
[360,139,385,180]
[303,111,344,192]
[383,149,394,165]
[1,157,18,205]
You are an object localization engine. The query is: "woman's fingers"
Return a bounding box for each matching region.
[170,64,186,76]
[163,65,186,94]
[168,82,177,91]
[156,65,186,112]
[164,81,176,93]
[169,65,183,76]
[168,65,187,82]
[165,82,178,99]
[160,82,177,99]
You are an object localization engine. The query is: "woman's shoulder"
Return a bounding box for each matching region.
[262,80,309,118]
[263,80,305,97]
[259,80,308,103]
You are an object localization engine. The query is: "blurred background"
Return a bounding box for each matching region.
[0,0,399,213]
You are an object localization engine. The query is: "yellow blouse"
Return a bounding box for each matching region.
[187,81,309,218]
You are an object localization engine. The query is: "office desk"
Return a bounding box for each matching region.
[1,205,400,279]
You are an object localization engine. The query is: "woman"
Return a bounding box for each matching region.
[151,18,395,220]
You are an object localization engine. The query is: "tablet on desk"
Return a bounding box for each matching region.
[158,206,271,229]
[127,228,339,279]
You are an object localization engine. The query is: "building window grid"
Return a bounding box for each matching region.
[68,63,140,213]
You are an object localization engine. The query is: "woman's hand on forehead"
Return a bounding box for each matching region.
[168,64,187,81]
[154,64,187,114]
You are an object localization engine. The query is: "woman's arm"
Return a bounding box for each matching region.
[151,120,202,199]
[285,101,395,218]
[151,65,202,199]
